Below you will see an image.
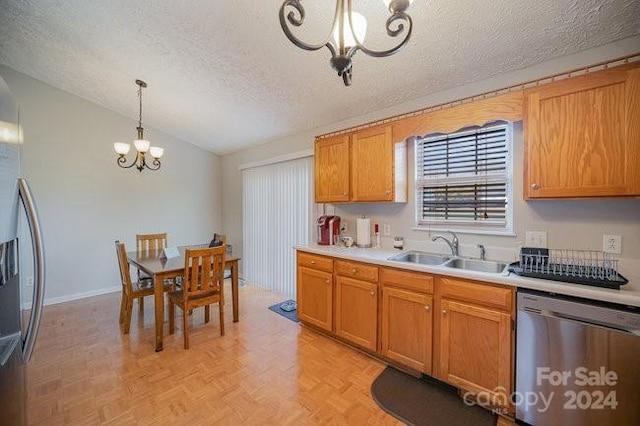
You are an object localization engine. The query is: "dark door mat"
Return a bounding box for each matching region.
[268,300,299,323]
[371,366,497,426]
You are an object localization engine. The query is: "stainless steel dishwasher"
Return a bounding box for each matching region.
[516,290,640,425]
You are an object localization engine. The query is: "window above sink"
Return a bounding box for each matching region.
[415,121,514,235]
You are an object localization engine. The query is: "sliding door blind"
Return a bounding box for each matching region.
[416,122,512,231]
[243,157,313,298]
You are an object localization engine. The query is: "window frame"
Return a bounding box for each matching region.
[414,121,514,236]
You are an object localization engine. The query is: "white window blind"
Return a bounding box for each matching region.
[415,121,513,233]
[242,156,313,298]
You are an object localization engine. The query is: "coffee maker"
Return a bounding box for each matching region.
[317,215,340,245]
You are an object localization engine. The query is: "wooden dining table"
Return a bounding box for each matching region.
[127,245,240,351]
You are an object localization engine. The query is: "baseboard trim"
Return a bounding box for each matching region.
[22,285,120,310]
[22,274,247,310]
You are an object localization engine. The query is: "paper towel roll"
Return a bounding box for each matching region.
[356,218,371,247]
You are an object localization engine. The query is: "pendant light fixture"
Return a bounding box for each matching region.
[114,79,164,172]
[279,0,414,86]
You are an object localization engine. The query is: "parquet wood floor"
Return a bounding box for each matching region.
[26,281,401,425]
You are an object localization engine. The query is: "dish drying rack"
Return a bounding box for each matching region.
[508,247,628,290]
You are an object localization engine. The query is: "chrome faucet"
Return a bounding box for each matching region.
[477,244,486,261]
[431,231,459,256]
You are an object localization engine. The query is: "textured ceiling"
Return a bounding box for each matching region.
[0,0,638,155]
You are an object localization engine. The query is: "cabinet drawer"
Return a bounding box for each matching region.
[381,267,434,294]
[297,252,333,272]
[440,277,513,311]
[335,260,379,282]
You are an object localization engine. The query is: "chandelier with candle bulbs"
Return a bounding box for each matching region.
[114,79,164,172]
[279,0,414,86]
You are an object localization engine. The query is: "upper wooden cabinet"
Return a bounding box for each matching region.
[315,134,351,203]
[314,124,407,203]
[351,125,395,202]
[524,63,640,198]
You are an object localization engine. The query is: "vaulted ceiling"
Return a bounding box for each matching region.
[1,0,638,154]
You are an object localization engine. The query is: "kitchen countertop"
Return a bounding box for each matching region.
[295,244,640,308]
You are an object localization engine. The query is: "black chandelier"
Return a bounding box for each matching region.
[279,0,414,86]
[114,79,164,172]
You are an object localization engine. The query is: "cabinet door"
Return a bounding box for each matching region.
[524,64,640,198]
[439,299,511,408]
[335,276,377,351]
[351,125,394,201]
[315,134,350,203]
[381,287,433,374]
[297,266,333,332]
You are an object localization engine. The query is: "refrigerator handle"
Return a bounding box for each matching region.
[18,178,45,362]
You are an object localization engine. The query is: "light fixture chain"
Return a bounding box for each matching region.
[138,83,143,128]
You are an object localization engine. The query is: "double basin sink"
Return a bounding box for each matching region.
[388,250,507,273]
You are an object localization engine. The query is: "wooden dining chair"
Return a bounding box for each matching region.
[115,240,173,334]
[135,232,170,308]
[136,232,168,256]
[211,233,233,279]
[168,245,226,349]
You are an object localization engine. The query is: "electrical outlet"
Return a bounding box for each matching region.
[383,224,391,236]
[525,231,547,248]
[603,234,622,254]
[26,276,34,287]
[341,220,348,234]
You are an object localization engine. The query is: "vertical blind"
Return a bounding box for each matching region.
[243,156,313,298]
[416,121,512,230]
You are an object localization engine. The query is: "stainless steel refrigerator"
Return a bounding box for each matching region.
[0,73,46,425]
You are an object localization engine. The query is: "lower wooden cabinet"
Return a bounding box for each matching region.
[335,276,378,351]
[296,266,333,332]
[438,298,512,410]
[296,250,515,411]
[381,286,433,374]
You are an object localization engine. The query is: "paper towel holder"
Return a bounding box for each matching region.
[356,216,372,248]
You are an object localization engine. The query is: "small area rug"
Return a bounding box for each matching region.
[268,300,299,323]
[371,366,496,426]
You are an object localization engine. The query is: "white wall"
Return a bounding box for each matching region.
[0,65,223,304]
[222,36,640,277]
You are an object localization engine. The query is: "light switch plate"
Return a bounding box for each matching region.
[603,234,622,254]
[525,231,547,248]
[383,224,391,236]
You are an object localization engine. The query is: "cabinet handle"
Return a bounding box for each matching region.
[325,279,330,284]
[442,310,447,314]
[531,183,540,190]
[343,192,348,196]
[352,269,357,274]
[385,190,391,195]
[310,261,316,264]
[425,305,430,311]
[370,291,375,296]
